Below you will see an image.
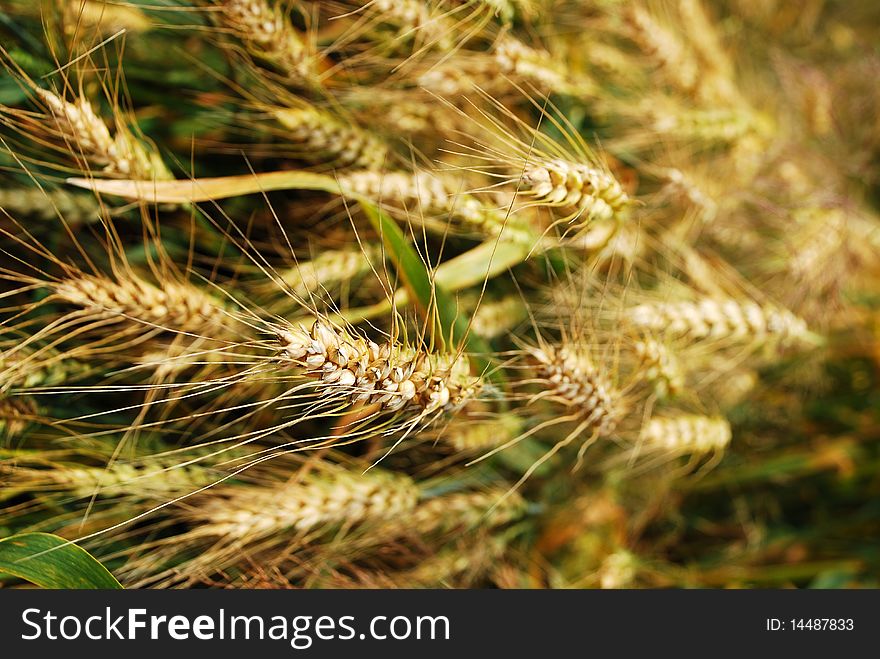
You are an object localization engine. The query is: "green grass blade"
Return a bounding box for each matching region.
[0,532,123,589]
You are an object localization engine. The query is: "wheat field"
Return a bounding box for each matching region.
[0,0,879,589]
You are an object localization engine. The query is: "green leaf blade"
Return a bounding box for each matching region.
[0,532,123,589]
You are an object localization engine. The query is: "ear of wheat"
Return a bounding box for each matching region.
[277,319,480,419]
[367,0,455,50]
[626,298,813,348]
[1,344,88,392]
[63,0,152,36]
[405,488,526,535]
[365,487,526,546]
[640,413,732,454]
[633,338,685,398]
[54,274,233,335]
[336,170,517,238]
[218,0,316,85]
[3,458,220,500]
[273,106,388,169]
[660,168,718,222]
[469,296,528,339]
[36,89,170,180]
[264,245,379,301]
[532,344,620,435]
[442,414,523,452]
[494,36,582,95]
[0,187,101,223]
[650,104,772,147]
[519,158,630,228]
[197,469,419,539]
[395,535,506,587]
[0,396,37,438]
[624,5,700,96]
[598,550,638,589]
